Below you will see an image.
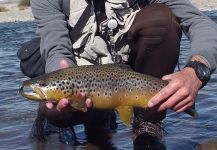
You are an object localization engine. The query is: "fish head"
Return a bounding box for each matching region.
[19,72,71,101]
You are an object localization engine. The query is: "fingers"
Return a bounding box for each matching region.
[45,98,69,111]
[46,94,92,111]
[176,103,193,113]
[162,74,173,81]
[172,97,192,112]
[79,92,93,108]
[56,98,69,111]
[157,90,188,112]
[148,81,179,108]
[46,102,54,109]
[86,98,92,108]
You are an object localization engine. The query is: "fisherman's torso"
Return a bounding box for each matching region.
[68,0,144,65]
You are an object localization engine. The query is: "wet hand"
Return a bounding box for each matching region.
[45,60,92,111]
[148,68,202,113]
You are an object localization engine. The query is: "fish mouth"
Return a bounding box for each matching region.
[19,85,46,100]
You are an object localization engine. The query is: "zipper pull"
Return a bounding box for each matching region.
[107,18,122,63]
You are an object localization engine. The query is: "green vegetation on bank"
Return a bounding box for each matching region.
[18,0,30,7]
[0,6,8,12]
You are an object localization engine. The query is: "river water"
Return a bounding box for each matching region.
[0,11,217,150]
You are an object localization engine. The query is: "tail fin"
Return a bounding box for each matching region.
[184,104,198,118]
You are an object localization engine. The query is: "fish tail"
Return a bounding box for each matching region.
[184,106,198,118]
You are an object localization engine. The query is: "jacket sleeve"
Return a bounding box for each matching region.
[30,0,76,73]
[149,0,217,73]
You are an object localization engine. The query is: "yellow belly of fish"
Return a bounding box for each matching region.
[91,90,155,109]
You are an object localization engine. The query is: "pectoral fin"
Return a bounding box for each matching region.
[69,94,87,112]
[116,106,133,127]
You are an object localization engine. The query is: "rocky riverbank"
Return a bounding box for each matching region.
[0,0,216,23]
[0,2,33,22]
[192,0,217,11]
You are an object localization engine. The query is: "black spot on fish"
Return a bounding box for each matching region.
[115,87,118,91]
[89,79,92,83]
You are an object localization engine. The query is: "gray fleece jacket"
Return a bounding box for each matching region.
[30,0,217,73]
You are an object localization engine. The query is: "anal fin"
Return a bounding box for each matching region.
[115,106,133,127]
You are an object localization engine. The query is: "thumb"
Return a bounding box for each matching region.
[162,74,174,81]
[60,60,69,69]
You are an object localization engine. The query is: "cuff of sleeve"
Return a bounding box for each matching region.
[189,51,216,74]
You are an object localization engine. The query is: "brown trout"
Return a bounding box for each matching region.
[19,64,196,126]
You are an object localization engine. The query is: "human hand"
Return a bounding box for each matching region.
[46,60,92,111]
[148,68,202,113]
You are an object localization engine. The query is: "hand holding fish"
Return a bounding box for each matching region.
[45,60,92,111]
[148,67,202,113]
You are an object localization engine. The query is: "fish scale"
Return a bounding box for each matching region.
[19,64,196,126]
